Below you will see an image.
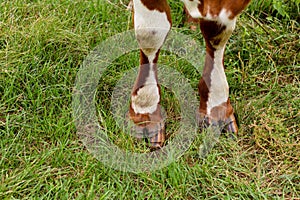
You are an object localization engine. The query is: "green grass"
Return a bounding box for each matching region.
[0,0,299,199]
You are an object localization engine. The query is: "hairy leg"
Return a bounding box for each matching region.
[198,13,238,132]
[129,0,171,148]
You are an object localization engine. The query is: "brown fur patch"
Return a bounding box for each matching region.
[198,0,251,19]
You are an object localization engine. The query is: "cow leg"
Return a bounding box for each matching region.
[129,0,171,148]
[198,17,238,133]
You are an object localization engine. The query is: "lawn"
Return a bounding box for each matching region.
[0,0,299,199]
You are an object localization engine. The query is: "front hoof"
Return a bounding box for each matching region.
[126,107,166,149]
[129,121,165,149]
[148,126,165,149]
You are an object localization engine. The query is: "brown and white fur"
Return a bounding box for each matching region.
[127,0,251,148]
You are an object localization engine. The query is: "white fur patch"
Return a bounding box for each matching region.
[131,84,159,114]
[206,9,236,115]
[133,0,171,62]
[207,47,229,115]
[182,0,202,18]
[218,9,236,30]
[131,64,159,114]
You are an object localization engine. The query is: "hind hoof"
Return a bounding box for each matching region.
[196,111,238,134]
